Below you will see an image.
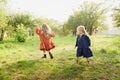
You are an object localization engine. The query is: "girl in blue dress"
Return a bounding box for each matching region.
[75,26,93,64]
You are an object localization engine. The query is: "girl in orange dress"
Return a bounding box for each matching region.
[35,23,55,59]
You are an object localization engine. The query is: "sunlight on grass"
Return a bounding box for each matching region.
[0,35,120,80]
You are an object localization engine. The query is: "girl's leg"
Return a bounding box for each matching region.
[48,51,53,59]
[76,57,79,64]
[86,58,90,64]
[42,51,46,58]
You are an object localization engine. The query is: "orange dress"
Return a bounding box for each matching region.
[36,26,55,51]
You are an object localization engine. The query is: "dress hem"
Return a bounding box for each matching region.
[40,46,55,51]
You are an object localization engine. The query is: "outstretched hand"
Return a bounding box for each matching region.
[33,22,38,26]
[34,24,38,27]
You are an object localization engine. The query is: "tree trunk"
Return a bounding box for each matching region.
[0,28,5,41]
[63,25,66,36]
[72,30,76,36]
[89,31,93,35]
[32,33,34,36]
[89,28,93,35]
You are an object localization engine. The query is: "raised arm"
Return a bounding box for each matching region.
[35,25,40,35]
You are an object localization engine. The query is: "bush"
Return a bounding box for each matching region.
[52,27,69,36]
[15,24,28,42]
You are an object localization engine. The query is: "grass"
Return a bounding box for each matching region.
[0,35,120,80]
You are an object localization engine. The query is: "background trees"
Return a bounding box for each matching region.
[0,0,120,41]
[8,13,33,29]
[0,10,8,41]
[64,2,107,35]
[112,6,120,27]
[8,13,34,36]
[0,0,9,41]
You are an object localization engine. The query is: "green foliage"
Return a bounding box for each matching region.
[0,2,15,39]
[52,27,66,36]
[64,1,107,35]
[6,25,15,37]
[8,13,33,30]
[0,15,8,28]
[0,7,9,41]
[112,7,120,27]
[0,0,15,41]
[7,13,36,38]
[15,24,28,42]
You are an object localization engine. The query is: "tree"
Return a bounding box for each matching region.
[8,13,34,36]
[0,2,9,41]
[64,2,106,35]
[112,6,120,27]
[0,12,7,40]
[8,13,33,29]
[0,0,14,41]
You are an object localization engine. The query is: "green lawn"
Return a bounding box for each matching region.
[0,35,120,80]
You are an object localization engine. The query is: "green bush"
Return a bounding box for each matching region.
[52,28,68,36]
[15,24,28,42]
[0,44,5,49]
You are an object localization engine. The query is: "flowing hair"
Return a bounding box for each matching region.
[77,25,88,35]
[42,23,52,38]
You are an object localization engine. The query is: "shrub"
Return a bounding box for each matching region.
[15,24,28,42]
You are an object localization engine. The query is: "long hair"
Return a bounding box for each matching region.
[77,25,88,35]
[42,23,52,38]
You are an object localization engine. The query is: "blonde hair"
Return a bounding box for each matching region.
[42,23,52,38]
[77,25,88,35]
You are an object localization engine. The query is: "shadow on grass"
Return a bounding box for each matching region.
[0,39,16,44]
[0,57,120,80]
[0,60,40,80]
[44,64,86,80]
[0,39,18,49]
[0,59,86,80]
[9,60,39,69]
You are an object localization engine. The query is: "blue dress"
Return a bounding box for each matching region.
[75,34,93,58]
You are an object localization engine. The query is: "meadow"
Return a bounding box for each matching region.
[0,35,120,80]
